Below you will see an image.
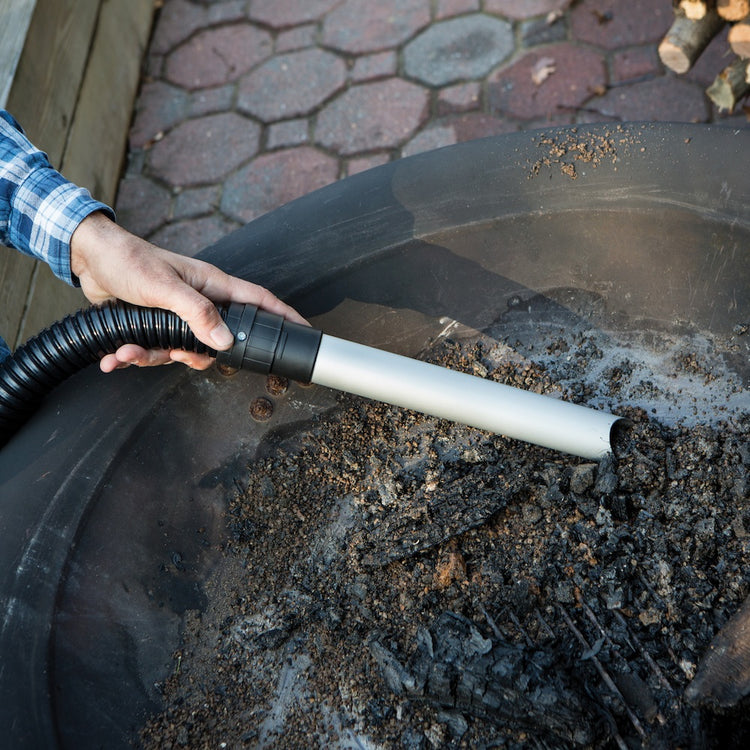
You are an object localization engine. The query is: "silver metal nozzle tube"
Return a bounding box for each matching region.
[310,334,623,460]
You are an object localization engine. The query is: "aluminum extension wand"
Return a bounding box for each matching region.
[217,303,623,460]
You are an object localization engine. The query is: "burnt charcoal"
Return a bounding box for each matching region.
[351,441,527,567]
[612,670,659,723]
[371,612,601,746]
[594,453,619,496]
[569,462,597,494]
[353,486,508,567]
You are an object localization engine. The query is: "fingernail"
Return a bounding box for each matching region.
[210,323,234,349]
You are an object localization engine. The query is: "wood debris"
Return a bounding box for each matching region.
[531,56,556,86]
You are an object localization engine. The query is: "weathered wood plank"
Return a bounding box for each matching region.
[0,248,35,347]
[62,0,155,204]
[16,264,86,347]
[0,0,38,107]
[5,0,102,164]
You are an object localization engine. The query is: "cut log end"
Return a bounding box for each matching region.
[728,18,750,58]
[717,0,750,21]
[680,0,712,20]
[658,40,692,73]
[658,10,726,74]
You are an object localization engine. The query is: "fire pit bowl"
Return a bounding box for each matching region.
[1,124,748,748]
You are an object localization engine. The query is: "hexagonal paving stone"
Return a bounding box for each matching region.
[149,0,247,55]
[115,176,172,237]
[248,0,342,28]
[570,0,671,50]
[401,125,457,157]
[237,49,347,123]
[129,81,190,149]
[322,0,430,53]
[165,25,272,90]
[402,114,516,157]
[149,215,240,257]
[148,112,261,187]
[487,43,606,120]
[221,147,339,223]
[484,0,570,20]
[580,77,709,124]
[316,79,429,155]
[404,14,514,86]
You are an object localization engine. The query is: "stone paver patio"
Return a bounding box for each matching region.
[117,0,747,255]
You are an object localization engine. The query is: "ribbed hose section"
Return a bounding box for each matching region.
[0,301,215,444]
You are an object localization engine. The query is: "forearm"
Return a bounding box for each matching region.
[0,110,112,284]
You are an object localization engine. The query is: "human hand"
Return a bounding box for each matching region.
[69,212,307,373]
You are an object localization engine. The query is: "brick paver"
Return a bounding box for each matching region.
[322,0,431,53]
[149,0,247,55]
[579,77,709,123]
[248,0,342,28]
[316,79,429,155]
[570,0,672,49]
[488,44,607,120]
[165,25,272,90]
[221,147,339,223]
[117,0,747,252]
[148,112,260,187]
[485,0,570,20]
[404,15,513,86]
[237,49,346,123]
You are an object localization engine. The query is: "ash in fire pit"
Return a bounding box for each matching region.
[141,297,749,749]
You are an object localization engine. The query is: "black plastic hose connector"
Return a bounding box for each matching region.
[0,300,321,447]
[216,302,321,383]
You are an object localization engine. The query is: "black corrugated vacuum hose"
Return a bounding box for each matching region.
[0,300,323,447]
[0,299,622,458]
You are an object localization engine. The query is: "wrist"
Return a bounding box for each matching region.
[70,211,117,281]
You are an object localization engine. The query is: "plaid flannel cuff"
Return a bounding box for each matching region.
[8,167,114,285]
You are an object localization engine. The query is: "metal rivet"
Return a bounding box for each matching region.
[249,397,274,422]
[237,331,247,341]
[216,363,238,377]
[265,374,289,396]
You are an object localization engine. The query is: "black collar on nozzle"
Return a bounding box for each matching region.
[216,303,322,384]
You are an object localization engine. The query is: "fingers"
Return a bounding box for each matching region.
[100,345,214,373]
[153,261,310,353]
[198,270,308,326]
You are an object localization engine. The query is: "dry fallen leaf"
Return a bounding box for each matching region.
[531,57,556,86]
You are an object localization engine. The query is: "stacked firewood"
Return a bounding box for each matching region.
[659,0,750,111]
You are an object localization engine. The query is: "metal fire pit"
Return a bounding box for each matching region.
[0,124,748,748]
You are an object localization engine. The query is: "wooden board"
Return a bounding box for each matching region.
[62,0,155,204]
[5,0,102,164]
[15,264,87,347]
[0,0,38,106]
[2,0,155,349]
[0,248,35,347]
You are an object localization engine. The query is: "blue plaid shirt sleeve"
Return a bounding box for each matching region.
[0,109,114,286]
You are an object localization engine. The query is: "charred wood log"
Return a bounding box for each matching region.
[658,8,726,73]
[369,611,603,746]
